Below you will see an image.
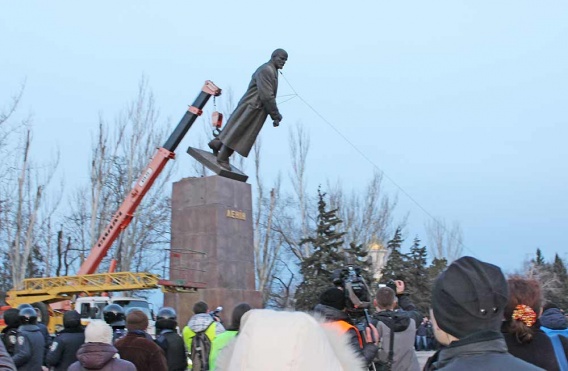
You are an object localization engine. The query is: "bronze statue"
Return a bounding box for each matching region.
[208,49,288,169]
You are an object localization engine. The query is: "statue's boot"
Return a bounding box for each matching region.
[208,138,222,156]
[216,145,234,170]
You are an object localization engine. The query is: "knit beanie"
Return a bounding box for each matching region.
[320,287,346,311]
[126,309,149,331]
[85,320,113,344]
[432,256,508,339]
[63,310,82,329]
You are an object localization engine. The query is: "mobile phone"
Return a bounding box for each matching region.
[364,309,376,343]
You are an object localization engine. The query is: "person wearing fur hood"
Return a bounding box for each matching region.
[215,309,366,370]
[68,320,135,371]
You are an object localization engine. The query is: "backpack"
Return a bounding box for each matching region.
[190,323,213,371]
[372,315,395,371]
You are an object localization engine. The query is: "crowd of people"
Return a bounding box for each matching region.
[1,255,568,370]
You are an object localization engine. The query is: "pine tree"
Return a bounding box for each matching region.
[344,241,374,286]
[406,237,430,314]
[380,227,409,283]
[428,257,448,282]
[549,254,568,310]
[535,248,545,266]
[295,188,345,311]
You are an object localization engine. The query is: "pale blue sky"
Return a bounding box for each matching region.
[1,1,567,275]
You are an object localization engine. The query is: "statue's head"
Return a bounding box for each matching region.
[271,49,288,70]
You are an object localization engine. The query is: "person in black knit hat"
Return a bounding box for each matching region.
[314,287,379,367]
[424,256,542,370]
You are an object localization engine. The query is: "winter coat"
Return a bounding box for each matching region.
[36,323,52,360]
[217,60,281,157]
[12,324,45,371]
[541,308,568,330]
[503,319,567,371]
[539,308,568,369]
[111,327,127,344]
[209,330,237,371]
[68,342,136,371]
[1,327,18,356]
[155,329,187,371]
[114,331,168,371]
[45,327,85,371]
[216,309,364,371]
[417,323,428,337]
[425,330,543,370]
[182,313,225,353]
[0,341,16,371]
[371,294,422,371]
[314,304,378,365]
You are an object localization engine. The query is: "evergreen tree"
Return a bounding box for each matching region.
[380,227,409,283]
[428,257,448,282]
[535,248,545,266]
[344,241,374,286]
[406,237,430,314]
[295,188,345,311]
[549,254,568,310]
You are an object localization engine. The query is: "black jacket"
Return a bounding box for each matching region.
[45,327,85,371]
[36,323,52,361]
[503,319,567,371]
[12,324,45,371]
[0,327,18,356]
[155,329,188,371]
[540,308,568,330]
[313,304,378,364]
[0,341,16,371]
[425,330,543,370]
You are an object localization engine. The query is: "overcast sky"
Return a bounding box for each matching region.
[1,1,567,276]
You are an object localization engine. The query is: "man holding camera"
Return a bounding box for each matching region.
[371,280,422,371]
[315,287,380,366]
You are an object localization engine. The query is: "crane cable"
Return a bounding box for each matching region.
[278,71,475,258]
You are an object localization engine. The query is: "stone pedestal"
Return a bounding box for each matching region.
[164,176,261,326]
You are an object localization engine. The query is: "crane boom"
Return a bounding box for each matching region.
[78,81,221,275]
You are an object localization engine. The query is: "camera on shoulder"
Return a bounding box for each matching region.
[332,265,373,316]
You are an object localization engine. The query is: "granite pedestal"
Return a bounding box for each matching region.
[164,176,261,326]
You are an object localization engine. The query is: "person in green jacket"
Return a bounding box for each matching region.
[209,302,252,370]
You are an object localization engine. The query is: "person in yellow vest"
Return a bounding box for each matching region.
[183,301,225,371]
[208,302,251,371]
[315,287,380,366]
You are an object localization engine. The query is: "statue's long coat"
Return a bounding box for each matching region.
[218,61,280,157]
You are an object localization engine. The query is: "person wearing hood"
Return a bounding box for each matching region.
[68,320,135,371]
[540,303,568,370]
[371,280,422,371]
[182,301,225,358]
[215,309,364,370]
[314,287,379,366]
[424,256,542,371]
[1,309,20,356]
[45,311,85,371]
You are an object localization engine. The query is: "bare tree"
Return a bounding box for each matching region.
[65,77,175,274]
[271,123,314,262]
[425,218,464,263]
[0,126,59,287]
[252,138,286,305]
[327,171,398,254]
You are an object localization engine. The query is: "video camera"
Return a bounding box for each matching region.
[210,306,223,321]
[332,265,372,317]
[378,279,397,292]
